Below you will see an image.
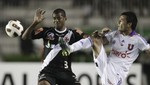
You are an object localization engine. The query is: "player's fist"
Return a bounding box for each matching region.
[101,27,111,35]
[92,30,102,39]
[62,49,70,57]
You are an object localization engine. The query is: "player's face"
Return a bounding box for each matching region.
[52,13,66,30]
[117,15,130,32]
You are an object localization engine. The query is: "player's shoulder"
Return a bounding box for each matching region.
[106,30,118,37]
[43,27,54,31]
[132,33,148,43]
[67,27,79,33]
[72,28,86,37]
[39,27,55,33]
[35,27,54,31]
[67,27,75,31]
[131,31,142,38]
[34,27,55,34]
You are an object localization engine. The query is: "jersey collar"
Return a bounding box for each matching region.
[129,31,137,36]
[55,27,67,33]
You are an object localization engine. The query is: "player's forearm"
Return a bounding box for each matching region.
[70,37,93,52]
[22,21,39,40]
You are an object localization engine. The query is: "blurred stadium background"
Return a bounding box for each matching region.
[0,0,150,85]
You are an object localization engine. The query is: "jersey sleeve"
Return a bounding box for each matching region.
[70,37,92,52]
[138,36,150,51]
[105,31,117,43]
[31,27,46,39]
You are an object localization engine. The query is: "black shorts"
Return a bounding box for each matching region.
[38,70,80,85]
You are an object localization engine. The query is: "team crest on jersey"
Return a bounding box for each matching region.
[64,36,70,42]
[112,40,116,44]
[46,32,54,40]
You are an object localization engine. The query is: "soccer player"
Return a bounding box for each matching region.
[59,11,150,85]
[22,8,84,85]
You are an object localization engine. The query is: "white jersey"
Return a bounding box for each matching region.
[105,30,150,78]
[68,31,150,84]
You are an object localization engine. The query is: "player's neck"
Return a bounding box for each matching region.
[122,29,132,36]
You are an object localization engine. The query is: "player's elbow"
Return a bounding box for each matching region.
[21,35,27,40]
[21,34,30,40]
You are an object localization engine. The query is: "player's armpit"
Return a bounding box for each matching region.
[145,48,150,54]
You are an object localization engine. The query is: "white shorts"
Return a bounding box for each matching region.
[93,45,123,85]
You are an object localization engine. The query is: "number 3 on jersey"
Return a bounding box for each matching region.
[64,61,68,69]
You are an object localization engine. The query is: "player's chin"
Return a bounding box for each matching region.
[55,24,62,28]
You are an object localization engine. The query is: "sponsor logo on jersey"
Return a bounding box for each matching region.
[112,49,131,58]
[112,40,116,44]
[64,36,70,42]
[107,79,114,85]
[46,32,54,40]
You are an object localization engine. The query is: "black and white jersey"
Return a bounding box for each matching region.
[31,27,84,72]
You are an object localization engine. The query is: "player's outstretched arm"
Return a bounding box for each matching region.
[60,37,93,56]
[68,30,103,58]
[22,8,46,40]
[60,28,111,56]
[70,37,93,52]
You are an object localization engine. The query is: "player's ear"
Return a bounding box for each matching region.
[128,23,132,27]
[65,17,67,21]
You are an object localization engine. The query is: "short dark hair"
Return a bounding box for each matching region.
[53,8,66,17]
[121,11,138,30]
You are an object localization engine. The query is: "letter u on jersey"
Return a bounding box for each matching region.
[128,44,134,50]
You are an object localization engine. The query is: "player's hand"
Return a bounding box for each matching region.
[91,30,102,39]
[62,49,70,57]
[33,8,46,24]
[59,37,71,56]
[91,30,102,58]
[101,27,111,35]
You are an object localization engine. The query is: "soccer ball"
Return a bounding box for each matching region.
[5,20,24,37]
